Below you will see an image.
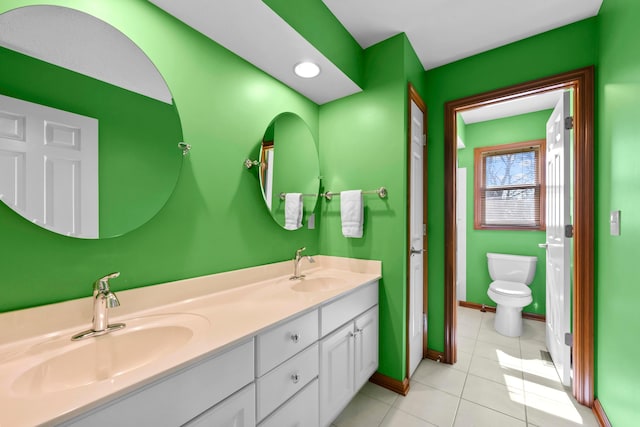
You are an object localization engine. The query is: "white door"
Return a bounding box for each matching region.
[0,94,98,237]
[408,98,425,377]
[319,322,354,427]
[456,167,467,301]
[354,306,379,390]
[544,91,572,386]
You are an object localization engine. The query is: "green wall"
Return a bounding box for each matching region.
[0,0,320,311]
[0,45,182,238]
[596,0,640,423]
[319,33,425,381]
[424,17,598,352]
[459,111,550,315]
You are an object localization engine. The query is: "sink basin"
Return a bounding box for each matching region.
[290,276,349,293]
[12,313,209,396]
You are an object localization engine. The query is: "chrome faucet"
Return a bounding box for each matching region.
[290,247,315,280]
[72,272,126,341]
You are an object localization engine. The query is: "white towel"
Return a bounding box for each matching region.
[340,190,363,238]
[284,193,303,230]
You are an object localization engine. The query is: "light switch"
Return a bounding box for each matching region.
[610,210,621,236]
[307,213,315,229]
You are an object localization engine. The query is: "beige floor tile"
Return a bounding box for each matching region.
[520,338,547,359]
[451,350,472,373]
[473,339,521,362]
[333,393,391,427]
[520,319,546,343]
[523,374,570,398]
[359,381,399,406]
[525,393,600,427]
[461,374,526,421]
[468,354,523,389]
[458,306,483,322]
[457,335,476,353]
[454,399,526,427]
[480,312,496,329]
[457,320,481,339]
[521,357,563,386]
[412,359,467,396]
[393,381,459,427]
[477,327,521,350]
[379,408,438,427]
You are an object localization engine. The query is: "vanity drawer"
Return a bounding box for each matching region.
[63,339,254,427]
[320,281,378,337]
[256,342,319,421]
[256,309,318,376]
[258,378,319,427]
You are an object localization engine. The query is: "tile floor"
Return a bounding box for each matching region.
[331,306,599,427]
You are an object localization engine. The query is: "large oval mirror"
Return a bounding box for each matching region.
[0,5,183,238]
[259,113,320,229]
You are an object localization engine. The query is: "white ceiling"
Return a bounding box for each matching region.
[148,0,602,104]
[460,89,564,124]
[149,0,361,105]
[0,6,172,104]
[323,0,603,70]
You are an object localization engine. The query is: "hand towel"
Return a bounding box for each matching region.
[341,190,363,238]
[284,193,303,230]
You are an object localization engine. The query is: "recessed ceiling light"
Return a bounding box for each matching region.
[294,61,320,78]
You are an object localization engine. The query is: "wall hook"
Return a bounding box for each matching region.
[178,142,191,156]
[244,159,260,169]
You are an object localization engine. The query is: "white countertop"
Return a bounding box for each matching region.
[0,256,381,426]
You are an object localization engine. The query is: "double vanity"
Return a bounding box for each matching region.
[0,256,381,426]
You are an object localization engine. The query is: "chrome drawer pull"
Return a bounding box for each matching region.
[291,373,300,384]
[290,333,300,343]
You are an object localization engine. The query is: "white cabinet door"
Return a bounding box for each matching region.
[185,384,255,427]
[354,306,379,391]
[319,322,354,427]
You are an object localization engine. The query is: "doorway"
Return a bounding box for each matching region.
[443,67,594,406]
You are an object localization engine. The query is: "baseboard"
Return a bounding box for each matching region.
[459,300,496,313]
[522,312,546,322]
[593,399,612,427]
[369,372,410,396]
[458,300,546,322]
[425,348,445,362]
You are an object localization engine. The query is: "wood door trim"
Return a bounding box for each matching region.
[444,66,595,406]
[406,83,428,382]
[369,372,410,396]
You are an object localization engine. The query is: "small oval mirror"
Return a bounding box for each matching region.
[0,5,183,238]
[259,113,319,229]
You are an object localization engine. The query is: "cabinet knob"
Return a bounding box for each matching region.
[290,333,300,343]
[355,328,363,335]
[291,373,300,384]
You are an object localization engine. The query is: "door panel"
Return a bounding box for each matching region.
[409,97,425,377]
[545,91,572,386]
[0,94,98,237]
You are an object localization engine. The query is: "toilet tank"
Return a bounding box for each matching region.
[487,253,537,285]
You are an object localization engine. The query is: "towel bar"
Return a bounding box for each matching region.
[321,187,387,201]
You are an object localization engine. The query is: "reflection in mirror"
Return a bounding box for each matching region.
[259,113,320,229]
[0,6,183,238]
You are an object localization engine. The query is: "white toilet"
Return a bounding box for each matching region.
[486,253,537,337]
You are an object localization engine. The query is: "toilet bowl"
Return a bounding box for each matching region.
[486,253,537,337]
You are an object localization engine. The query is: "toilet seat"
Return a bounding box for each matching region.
[489,280,531,297]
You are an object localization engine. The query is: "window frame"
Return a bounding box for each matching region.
[473,139,546,231]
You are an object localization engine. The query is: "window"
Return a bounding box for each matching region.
[474,140,545,230]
